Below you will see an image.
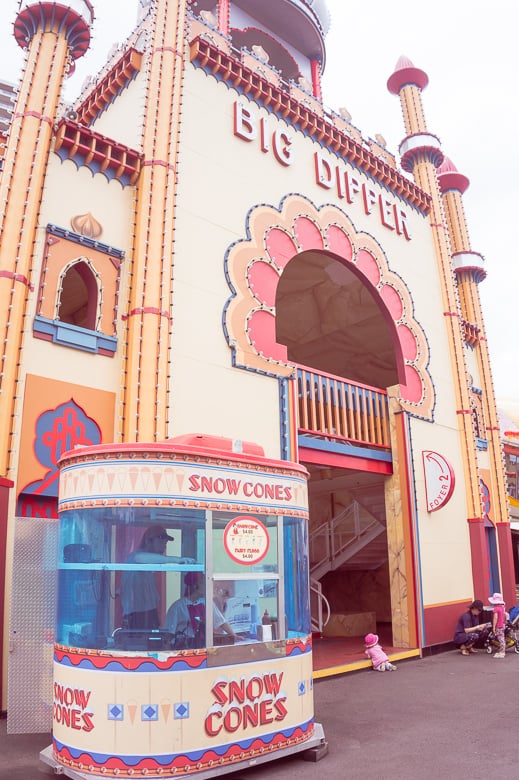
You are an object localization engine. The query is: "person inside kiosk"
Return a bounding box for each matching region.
[164,571,238,648]
[56,506,310,653]
[121,525,195,630]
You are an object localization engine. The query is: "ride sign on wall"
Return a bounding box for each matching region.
[422,450,455,512]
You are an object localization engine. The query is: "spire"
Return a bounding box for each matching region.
[387,55,439,162]
[14,0,93,61]
[0,0,94,476]
[387,55,429,95]
[437,156,470,194]
[387,52,483,528]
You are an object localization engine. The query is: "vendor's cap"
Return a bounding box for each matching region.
[364,633,379,648]
[469,599,484,611]
[143,525,174,542]
[488,592,505,605]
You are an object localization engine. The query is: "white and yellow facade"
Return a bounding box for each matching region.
[0,0,513,745]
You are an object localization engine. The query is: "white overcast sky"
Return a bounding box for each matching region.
[0,1,516,407]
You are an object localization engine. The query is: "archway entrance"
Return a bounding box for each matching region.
[276,250,399,387]
[224,194,430,663]
[276,248,412,660]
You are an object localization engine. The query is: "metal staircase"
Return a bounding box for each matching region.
[309,500,387,632]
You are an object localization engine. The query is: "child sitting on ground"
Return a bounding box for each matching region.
[364,633,397,672]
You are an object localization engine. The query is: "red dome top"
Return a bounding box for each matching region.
[387,56,429,94]
[14,1,93,60]
[437,156,470,194]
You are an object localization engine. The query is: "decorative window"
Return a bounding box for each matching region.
[57,259,101,331]
[470,386,487,450]
[505,451,519,500]
[33,222,124,356]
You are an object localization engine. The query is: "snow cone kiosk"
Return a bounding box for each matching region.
[41,435,327,777]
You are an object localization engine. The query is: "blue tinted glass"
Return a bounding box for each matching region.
[56,507,205,650]
[283,515,310,635]
[210,511,310,642]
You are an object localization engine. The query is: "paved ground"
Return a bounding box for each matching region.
[1,647,517,780]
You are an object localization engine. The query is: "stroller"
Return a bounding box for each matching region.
[482,607,519,654]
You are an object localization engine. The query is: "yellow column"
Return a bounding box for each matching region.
[123,0,188,442]
[387,57,482,522]
[384,388,419,649]
[438,159,509,525]
[0,1,92,477]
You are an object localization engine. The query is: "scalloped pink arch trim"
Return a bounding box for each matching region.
[225,196,433,419]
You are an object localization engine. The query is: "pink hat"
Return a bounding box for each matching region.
[364,633,379,648]
[488,592,505,605]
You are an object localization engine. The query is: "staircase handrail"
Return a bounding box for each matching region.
[310,576,330,633]
[308,519,332,572]
[331,501,384,560]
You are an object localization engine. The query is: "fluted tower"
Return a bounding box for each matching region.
[437,157,513,588]
[0,0,93,477]
[122,0,332,442]
[387,59,483,541]
[122,0,189,441]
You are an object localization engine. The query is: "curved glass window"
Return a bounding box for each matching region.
[56,506,310,652]
[56,507,205,651]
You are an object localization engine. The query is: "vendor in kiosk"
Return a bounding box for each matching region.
[121,525,195,629]
[164,570,238,647]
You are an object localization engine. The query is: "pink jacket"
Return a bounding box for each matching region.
[493,604,506,630]
[365,643,389,668]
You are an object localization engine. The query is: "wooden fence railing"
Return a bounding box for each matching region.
[296,367,390,448]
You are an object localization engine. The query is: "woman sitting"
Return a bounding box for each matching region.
[453,599,489,656]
